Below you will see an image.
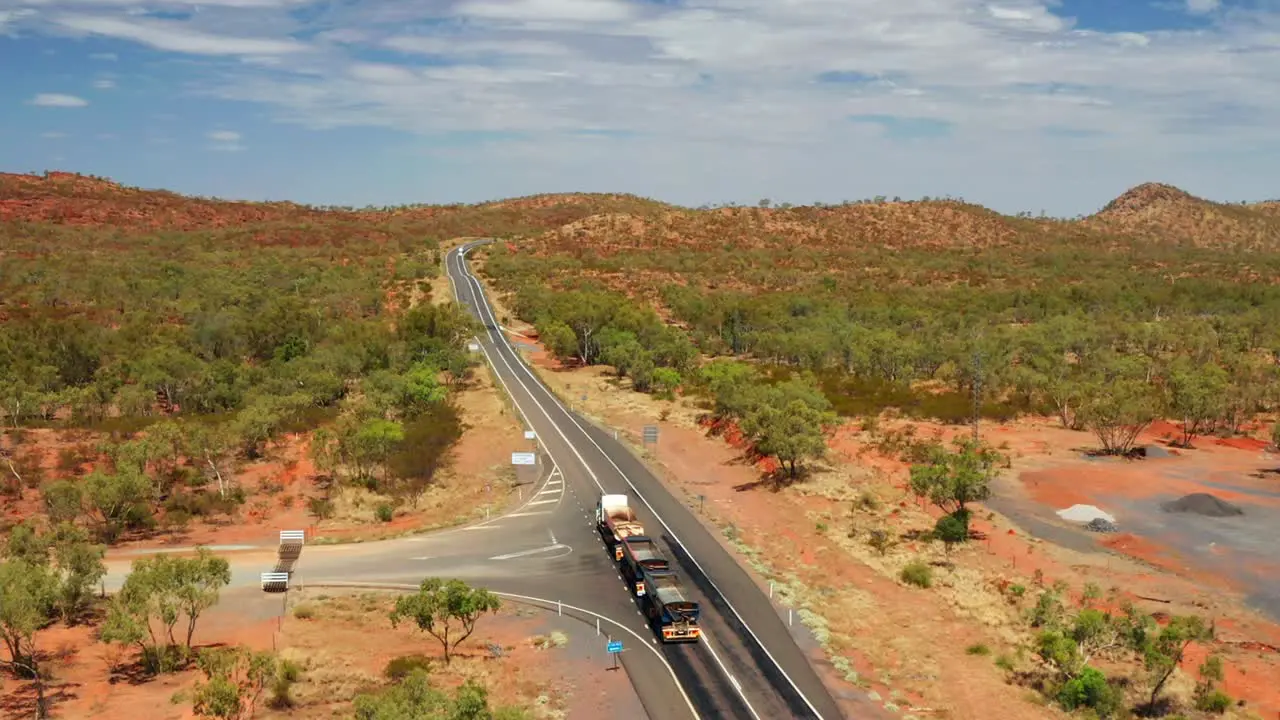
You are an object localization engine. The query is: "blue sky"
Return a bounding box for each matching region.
[1,0,1276,216]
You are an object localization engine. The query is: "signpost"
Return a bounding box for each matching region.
[606,640,623,671]
[524,430,536,440]
[642,425,659,455]
[512,450,538,489]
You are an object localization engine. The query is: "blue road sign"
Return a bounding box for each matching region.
[607,640,623,653]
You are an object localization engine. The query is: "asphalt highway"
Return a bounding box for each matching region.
[447,240,848,720]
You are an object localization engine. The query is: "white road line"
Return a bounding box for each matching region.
[505,511,552,518]
[536,488,559,496]
[457,246,799,720]
[489,544,568,561]
[525,498,558,506]
[463,525,499,531]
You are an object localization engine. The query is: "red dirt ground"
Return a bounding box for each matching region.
[4,589,624,720]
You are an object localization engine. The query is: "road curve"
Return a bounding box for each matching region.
[449,240,848,720]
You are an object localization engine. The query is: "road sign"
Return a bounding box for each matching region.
[467,342,480,353]
[524,430,536,440]
[642,425,659,443]
[279,530,305,544]
[607,640,623,653]
[511,452,536,466]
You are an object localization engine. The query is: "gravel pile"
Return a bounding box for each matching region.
[1056,504,1116,524]
[1160,493,1244,517]
[1086,518,1119,533]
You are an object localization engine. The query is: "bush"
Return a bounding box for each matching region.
[900,560,932,588]
[269,658,303,709]
[965,643,991,656]
[1056,667,1121,717]
[1195,689,1232,714]
[375,503,394,523]
[384,654,432,680]
[292,604,315,620]
[306,496,334,521]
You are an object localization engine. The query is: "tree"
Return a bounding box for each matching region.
[389,578,502,664]
[1165,357,1228,447]
[354,419,405,488]
[1142,615,1211,711]
[1077,362,1161,455]
[399,362,447,417]
[908,438,1001,518]
[42,479,83,524]
[101,548,231,673]
[742,399,835,479]
[47,523,106,623]
[183,422,234,499]
[82,469,153,543]
[651,367,682,399]
[191,646,280,720]
[0,559,57,718]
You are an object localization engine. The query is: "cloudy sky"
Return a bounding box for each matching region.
[1,0,1276,215]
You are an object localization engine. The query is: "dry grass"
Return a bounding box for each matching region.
[262,590,570,719]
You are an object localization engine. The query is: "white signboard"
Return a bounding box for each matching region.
[511,452,537,466]
[467,342,480,352]
[524,430,536,440]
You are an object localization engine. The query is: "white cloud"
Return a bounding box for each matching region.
[54,14,308,56]
[28,93,89,107]
[40,131,67,139]
[207,130,242,142]
[455,0,635,23]
[89,51,116,60]
[92,78,116,89]
[12,0,1280,213]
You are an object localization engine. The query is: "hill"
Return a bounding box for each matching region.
[0,171,668,236]
[1085,182,1280,249]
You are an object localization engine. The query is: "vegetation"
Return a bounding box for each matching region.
[190,646,288,719]
[1025,583,1221,718]
[899,560,933,588]
[352,669,530,720]
[481,184,1280,453]
[388,578,502,664]
[100,547,231,674]
[0,519,107,717]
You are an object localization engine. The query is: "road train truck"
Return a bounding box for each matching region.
[618,536,669,597]
[596,493,646,561]
[643,570,701,643]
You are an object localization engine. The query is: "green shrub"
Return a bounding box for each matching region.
[900,560,932,588]
[965,643,991,656]
[292,604,315,620]
[384,654,432,680]
[375,503,394,523]
[1195,689,1232,714]
[1056,667,1120,717]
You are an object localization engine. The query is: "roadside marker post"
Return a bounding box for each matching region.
[606,639,624,671]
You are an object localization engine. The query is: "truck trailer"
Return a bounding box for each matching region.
[618,536,669,597]
[596,493,645,561]
[643,570,701,643]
